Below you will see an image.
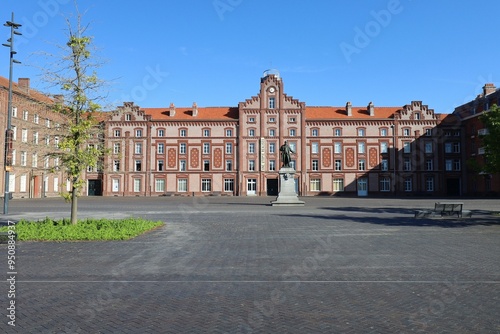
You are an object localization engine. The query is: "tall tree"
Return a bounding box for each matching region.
[45,8,106,224]
[480,104,500,174]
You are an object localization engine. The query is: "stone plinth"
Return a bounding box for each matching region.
[271,167,305,206]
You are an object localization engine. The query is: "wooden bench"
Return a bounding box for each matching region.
[414,202,472,218]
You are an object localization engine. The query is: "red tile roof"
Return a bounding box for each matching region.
[0,76,54,104]
[143,107,239,121]
[305,106,398,119]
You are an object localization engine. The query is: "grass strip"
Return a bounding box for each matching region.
[0,217,164,241]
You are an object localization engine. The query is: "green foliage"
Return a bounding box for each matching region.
[480,104,500,173]
[0,218,164,241]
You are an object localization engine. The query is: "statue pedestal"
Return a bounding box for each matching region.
[271,167,305,206]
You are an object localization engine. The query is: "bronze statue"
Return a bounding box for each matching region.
[280,141,294,168]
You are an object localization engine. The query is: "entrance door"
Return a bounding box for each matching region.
[446,178,460,196]
[357,178,368,197]
[247,178,257,195]
[267,179,278,196]
[88,180,102,196]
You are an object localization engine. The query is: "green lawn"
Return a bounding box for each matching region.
[0,217,164,241]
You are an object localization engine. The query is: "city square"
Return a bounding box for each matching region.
[1,196,499,333]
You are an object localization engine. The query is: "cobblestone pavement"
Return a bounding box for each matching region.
[1,196,500,333]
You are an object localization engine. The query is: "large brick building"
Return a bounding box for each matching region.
[0,76,67,198]
[102,70,461,197]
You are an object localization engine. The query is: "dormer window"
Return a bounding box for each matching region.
[414,112,420,120]
[269,97,275,109]
[126,114,132,121]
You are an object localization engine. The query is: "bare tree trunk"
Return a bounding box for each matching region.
[71,185,78,225]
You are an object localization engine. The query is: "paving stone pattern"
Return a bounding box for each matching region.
[1,196,499,333]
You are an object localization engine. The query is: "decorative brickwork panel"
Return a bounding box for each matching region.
[190,148,199,168]
[214,148,222,168]
[168,148,176,168]
[369,147,378,167]
[346,148,355,168]
[322,148,331,168]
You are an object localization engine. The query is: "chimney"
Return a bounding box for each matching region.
[192,102,198,117]
[346,101,352,116]
[169,102,175,117]
[18,78,30,92]
[53,94,64,104]
[368,101,374,116]
[483,83,496,96]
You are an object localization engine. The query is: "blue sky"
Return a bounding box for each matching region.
[2,0,499,113]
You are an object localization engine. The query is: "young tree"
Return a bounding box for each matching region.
[45,9,106,224]
[480,104,500,174]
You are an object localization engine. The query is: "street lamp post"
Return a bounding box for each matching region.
[391,124,396,194]
[2,12,22,214]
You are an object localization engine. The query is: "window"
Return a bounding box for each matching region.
[269,97,275,109]
[32,153,38,167]
[20,175,27,192]
[249,160,255,171]
[203,160,210,171]
[46,118,51,128]
[269,129,276,137]
[426,177,434,192]
[453,142,460,153]
[224,179,234,192]
[358,159,366,171]
[358,128,365,136]
[202,179,212,192]
[248,117,255,123]
[333,179,344,192]
[403,128,410,136]
[334,142,342,154]
[133,179,141,192]
[180,143,187,154]
[358,142,365,154]
[158,129,165,137]
[380,177,390,192]
[114,130,121,137]
[403,142,411,153]
[113,143,120,154]
[414,112,420,120]
[445,143,452,153]
[180,129,187,137]
[21,152,27,166]
[113,160,120,172]
[381,159,388,171]
[404,178,412,192]
[312,142,319,154]
[203,129,210,137]
[158,143,165,154]
[289,129,296,137]
[135,143,142,154]
[136,129,142,137]
[404,158,411,171]
[426,159,433,171]
[226,143,233,154]
[425,142,433,154]
[23,110,28,120]
[290,160,296,169]
[157,160,164,171]
[380,142,388,154]
[249,129,255,137]
[226,129,232,137]
[289,142,296,152]
[248,143,255,154]
[453,159,461,171]
[335,159,342,171]
[425,128,432,136]
[180,160,186,171]
[380,128,387,136]
[12,107,17,118]
[126,114,132,121]
[310,179,321,191]
[289,117,296,123]
[334,128,341,137]
[12,126,16,141]
[269,142,276,153]
[12,150,16,166]
[269,160,276,171]
[178,179,188,192]
[312,159,319,171]
[446,159,453,171]
[33,132,39,145]
[135,160,142,171]
[203,143,210,154]
[312,129,319,137]
[268,117,276,123]
[226,160,232,171]
[21,129,28,142]
[54,136,59,148]
[155,179,165,193]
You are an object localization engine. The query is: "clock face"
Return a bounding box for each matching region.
[269,87,275,93]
